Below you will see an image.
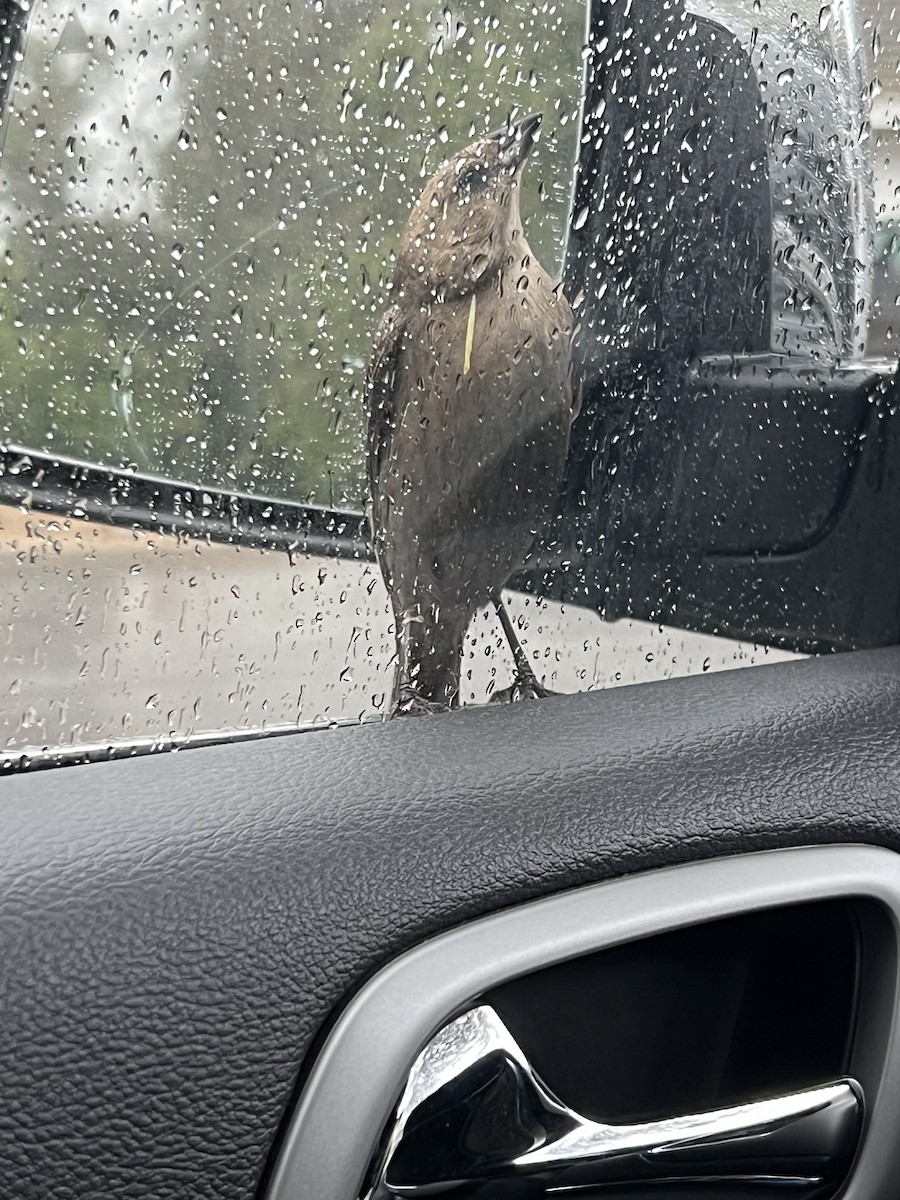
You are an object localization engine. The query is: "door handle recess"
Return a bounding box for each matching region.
[364,1005,863,1199]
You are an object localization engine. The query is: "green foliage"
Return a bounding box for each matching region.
[0,0,583,506]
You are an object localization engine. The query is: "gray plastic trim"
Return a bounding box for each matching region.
[267,845,900,1200]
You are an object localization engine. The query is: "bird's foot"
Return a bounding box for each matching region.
[489,671,555,704]
[393,685,451,717]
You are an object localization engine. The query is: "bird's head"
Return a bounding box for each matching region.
[397,112,542,302]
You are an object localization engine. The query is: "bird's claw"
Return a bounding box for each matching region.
[489,673,554,704]
[393,686,451,717]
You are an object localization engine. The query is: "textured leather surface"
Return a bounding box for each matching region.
[2,648,900,1198]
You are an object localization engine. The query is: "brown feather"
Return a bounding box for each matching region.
[366,121,575,709]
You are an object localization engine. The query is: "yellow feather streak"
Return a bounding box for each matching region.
[463,292,477,375]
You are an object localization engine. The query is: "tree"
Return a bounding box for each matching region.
[0,0,584,506]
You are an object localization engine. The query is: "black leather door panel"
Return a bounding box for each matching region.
[2,648,900,1198]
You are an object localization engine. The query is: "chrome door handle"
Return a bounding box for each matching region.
[364,1005,863,1198]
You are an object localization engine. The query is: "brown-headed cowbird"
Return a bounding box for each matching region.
[367,113,576,713]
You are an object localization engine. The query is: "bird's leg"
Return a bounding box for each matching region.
[491,594,550,701]
[395,611,447,715]
[392,605,463,716]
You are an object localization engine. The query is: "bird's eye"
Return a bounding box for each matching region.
[457,165,489,194]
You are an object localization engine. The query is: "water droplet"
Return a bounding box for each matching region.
[394,56,413,90]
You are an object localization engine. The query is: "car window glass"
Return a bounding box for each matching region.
[1,0,896,757]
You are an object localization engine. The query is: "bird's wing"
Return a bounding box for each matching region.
[365,301,407,501]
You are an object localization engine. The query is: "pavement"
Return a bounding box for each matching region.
[0,503,797,755]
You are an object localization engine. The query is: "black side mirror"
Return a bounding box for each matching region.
[526,0,900,654]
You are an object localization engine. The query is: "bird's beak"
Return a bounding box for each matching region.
[490,112,542,171]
